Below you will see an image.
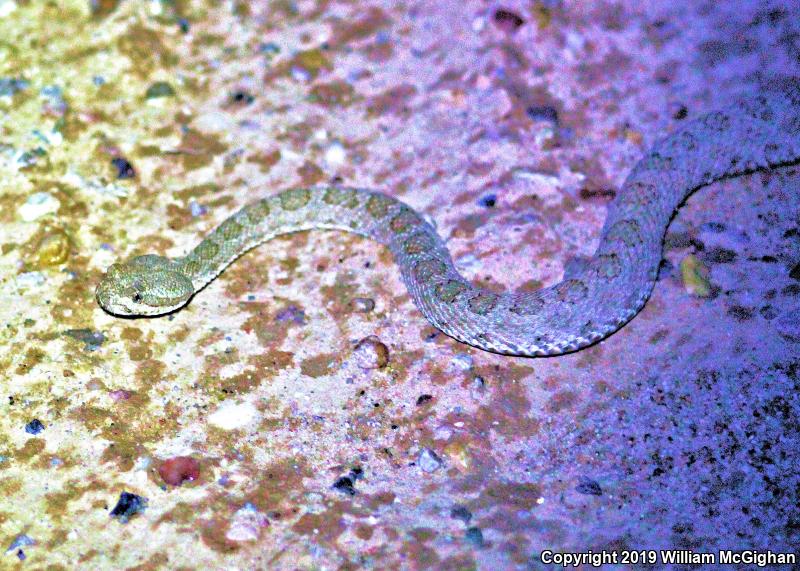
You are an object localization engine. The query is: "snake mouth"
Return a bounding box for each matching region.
[95,281,132,316]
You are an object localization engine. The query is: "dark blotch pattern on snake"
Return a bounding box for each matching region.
[96,85,800,356]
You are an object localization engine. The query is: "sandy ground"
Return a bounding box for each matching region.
[1,1,798,569]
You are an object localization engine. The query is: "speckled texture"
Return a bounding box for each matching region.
[1,1,799,569]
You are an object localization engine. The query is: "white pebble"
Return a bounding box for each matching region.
[18,192,59,221]
[17,272,46,288]
[193,111,233,134]
[208,400,258,430]
[324,141,346,168]
[418,448,443,473]
[450,353,473,371]
[0,1,17,18]
[226,504,269,542]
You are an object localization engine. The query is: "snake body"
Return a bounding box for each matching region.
[97,86,800,356]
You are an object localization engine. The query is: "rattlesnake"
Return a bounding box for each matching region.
[96,85,800,356]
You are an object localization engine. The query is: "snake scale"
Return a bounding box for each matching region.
[97,85,800,356]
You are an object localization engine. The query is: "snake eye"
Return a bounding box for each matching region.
[132,293,142,303]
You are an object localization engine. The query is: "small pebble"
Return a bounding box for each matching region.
[63,328,106,351]
[418,448,443,473]
[35,230,70,266]
[259,42,280,56]
[348,297,375,313]
[275,305,306,324]
[111,157,136,179]
[110,492,147,523]
[145,81,175,99]
[671,103,688,120]
[208,400,258,430]
[189,200,208,217]
[680,255,711,297]
[465,526,485,548]
[451,354,473,371]
[5,533,35,554]
[470,376,486,399]
[525,105,558,124]
[231,90,254,105]
[24,419,44,435]
[332,475,357,496]
[18,192,60,222]
[575,477,603,496]
[16,272,46,288]
[450,504,472,523]
[158,456,200,486]
[109,389,132,402]
[324,141,347,168]
[0,76,27,96]
[226,503,269,542]
[477,194,496,208]
[493,8,525,32]
[352,336,389,369]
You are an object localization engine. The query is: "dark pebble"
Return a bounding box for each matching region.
[478,194,497,208]
[672,104,688,120]
[231,90,255,105]
[111,157,136,179]
[332,476,356,496]
[110,492,147,523]
[525,105,558,124]
[450,504,473,523]
[25,419,44,435]
[493,9,525,31]
[465,526,485,547]
[575,478,603,496]
[416,394,433,406]
[145,81,175,99]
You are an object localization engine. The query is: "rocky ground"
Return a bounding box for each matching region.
[0,1,798,569]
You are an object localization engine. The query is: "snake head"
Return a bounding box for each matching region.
[96,255,194,316]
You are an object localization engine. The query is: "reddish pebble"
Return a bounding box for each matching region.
[158,456,200,486]
[352,335,390,369]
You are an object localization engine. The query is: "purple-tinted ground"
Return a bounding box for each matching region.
[0,0,798,569]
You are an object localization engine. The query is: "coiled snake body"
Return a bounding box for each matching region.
[97,87,800,356]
